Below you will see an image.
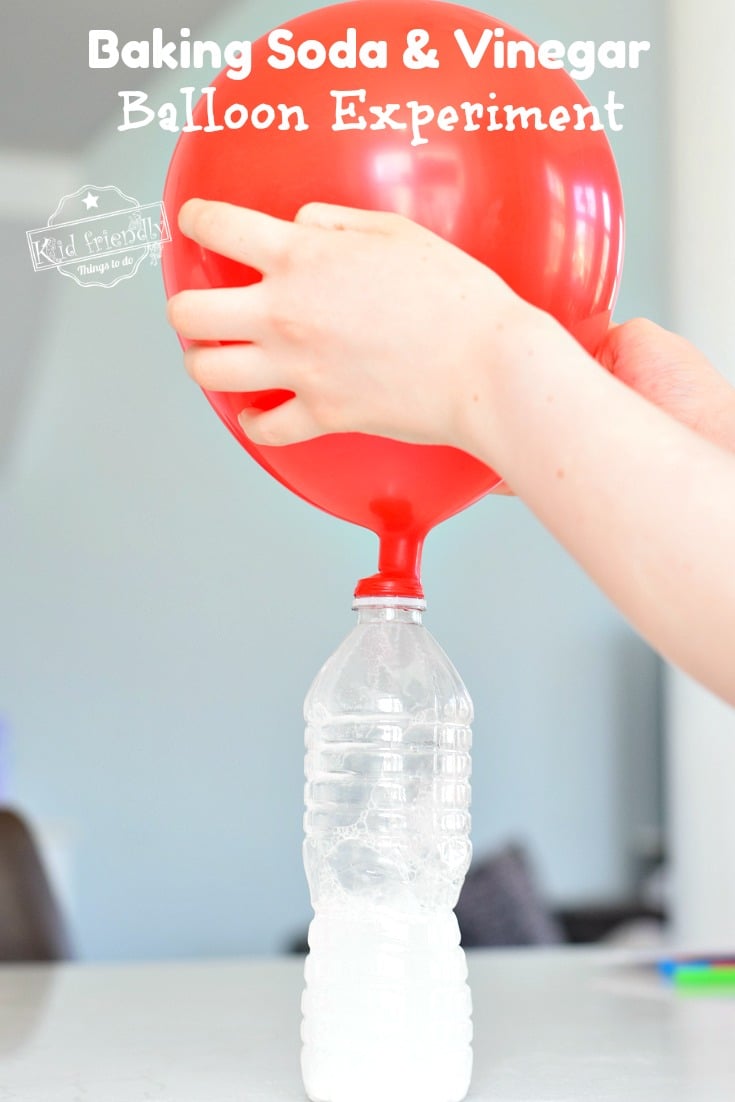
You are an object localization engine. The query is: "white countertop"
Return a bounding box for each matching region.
[0,948,734,1100]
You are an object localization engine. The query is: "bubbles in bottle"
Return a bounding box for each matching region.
[302,602,473,1102]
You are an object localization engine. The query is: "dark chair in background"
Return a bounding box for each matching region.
[0,808,71,961]
[454,843,666,947]
[455,844,564,948]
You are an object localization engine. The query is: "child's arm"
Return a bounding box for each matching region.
[168,200,735,704]
[464,314,735,704]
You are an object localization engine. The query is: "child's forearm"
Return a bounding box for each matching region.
[465,313,735,704]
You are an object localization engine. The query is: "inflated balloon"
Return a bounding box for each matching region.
[162,0,624,598]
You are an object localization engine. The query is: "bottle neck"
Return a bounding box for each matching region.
[352,596,425,626]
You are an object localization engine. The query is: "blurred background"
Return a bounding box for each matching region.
[0,0,733,962]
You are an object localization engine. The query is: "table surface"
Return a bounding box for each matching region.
[0,947,734,1101]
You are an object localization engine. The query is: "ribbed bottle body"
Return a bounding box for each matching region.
[301,603,473,1102]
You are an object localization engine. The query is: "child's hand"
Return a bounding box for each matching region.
[597,319,735,452]
[165,201,735,703]
[166,199,556,463]
[496,320,735,498]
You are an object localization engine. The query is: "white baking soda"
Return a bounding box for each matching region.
[302,907,472,1102]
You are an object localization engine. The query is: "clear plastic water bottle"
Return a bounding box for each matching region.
[301,596,473,1102]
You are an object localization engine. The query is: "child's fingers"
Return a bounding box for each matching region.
[238,397,322,447]
[294,202,410,235]
[167,286,268,342]
[490,481,515,497]
[178,199,295,272]
[184,342,282,393]
[597,318,683,383]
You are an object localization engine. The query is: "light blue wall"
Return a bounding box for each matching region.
[0,0,667,959]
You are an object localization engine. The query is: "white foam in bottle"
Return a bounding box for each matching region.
[301,598,473,1102]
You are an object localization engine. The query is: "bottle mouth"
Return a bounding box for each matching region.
[352,596,427,611]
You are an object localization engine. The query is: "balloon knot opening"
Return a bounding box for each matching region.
[354,572,425,601]
[356,530,426,600]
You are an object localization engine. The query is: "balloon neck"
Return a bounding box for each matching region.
[354,533,425,601]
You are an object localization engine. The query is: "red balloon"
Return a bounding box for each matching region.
[162,0,624,599]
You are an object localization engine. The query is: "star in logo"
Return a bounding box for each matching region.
[82,191,99,211]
